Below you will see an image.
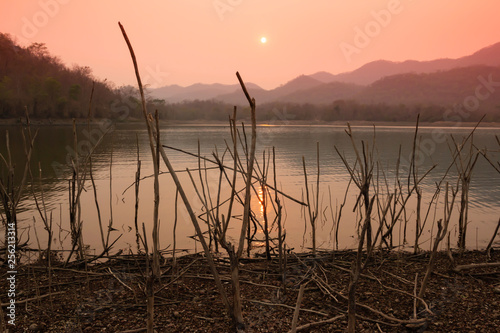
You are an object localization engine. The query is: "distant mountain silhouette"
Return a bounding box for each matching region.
[278,81,363,104]
[321,59,455,86]
[312,41,500,85]
[356,65,500,107]
[308,71,338,83]
[151,41,500,106]
[149,82,263,103]
[214,75,325,104]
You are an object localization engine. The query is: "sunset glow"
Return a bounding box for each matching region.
[1,1,500,89]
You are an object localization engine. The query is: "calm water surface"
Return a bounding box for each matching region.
[1,123,499,254]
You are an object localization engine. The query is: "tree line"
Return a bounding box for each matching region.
[1,32,499,123]
[0,33,118,119]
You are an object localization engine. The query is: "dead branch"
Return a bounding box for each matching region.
[247,299,328,317]
[290,283,306,333]
[1,291,65,306]
[289,314,345,332]
[486,218,500,257]
[452,262,500,273]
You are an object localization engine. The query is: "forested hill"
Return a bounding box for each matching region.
[2,32,500,123]
[0,33,119,119]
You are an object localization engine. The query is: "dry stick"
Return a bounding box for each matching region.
[32,217,43,262]
[240,125,254,257]
[315,142,320,225]
[86,82,106,254]
[123,165,220,193]
[302,153,318,256]
[141,223,154,333]
[89,153,105,251]
[452,135,480,252]
[336,127,374,253]
[195,143,214,251]
[35,163,53,307]
[0,291,66,307]
[108,267,134,292]
[134,134,141,253]
[451,135,467,252]
[213,148,226,245]
[335,178,352,250]
[452,261,500,273]
[29,163,51,264]
[413,273,418,320]
[203,152,216,250]
[486,218,500,257]
[224,109,239,238]
[273,147,284,276]
[290,283,307,333]
[117,22,160,278]
[236,71,257,259]
[478,147,500,174]
[348,195,376,333]
[105,132,115,253]
[290,314,345,333]
[172,188,179,269]
[362,194,394,272]
[410,115,422,254]
[228,71,258,329]
[418,182,457,300]
[259,150,271,260]
[161,144,306,206]
[152,111,161,277]
[118,22,233,320]
[66,120,85,263]
[247,299,327,317]
[74,120,85,260]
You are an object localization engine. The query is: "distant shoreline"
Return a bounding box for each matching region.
[1,118,500,128]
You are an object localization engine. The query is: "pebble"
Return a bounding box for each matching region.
[29,323,39,331]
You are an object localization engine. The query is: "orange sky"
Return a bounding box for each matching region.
[1,1,500,90]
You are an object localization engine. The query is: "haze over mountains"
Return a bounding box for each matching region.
[150,42,500,107]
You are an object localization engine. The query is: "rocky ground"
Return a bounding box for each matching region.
[1,249,499,332]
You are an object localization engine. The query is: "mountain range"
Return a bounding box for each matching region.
[150,42,500,107]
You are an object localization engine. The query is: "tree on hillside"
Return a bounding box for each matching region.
[0,33,118,119]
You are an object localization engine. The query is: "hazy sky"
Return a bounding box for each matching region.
[1,1,500,90]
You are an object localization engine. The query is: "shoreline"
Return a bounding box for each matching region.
[1,118,500,128]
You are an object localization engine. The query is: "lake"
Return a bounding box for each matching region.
[1,122,500,256]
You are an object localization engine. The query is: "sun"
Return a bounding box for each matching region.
[260,37,267,44]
